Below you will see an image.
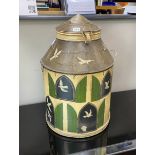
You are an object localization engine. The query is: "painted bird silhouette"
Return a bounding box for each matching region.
[105,81,110,89]
[50,48,62,60]
[83,109,93,118]
[77,57,94,65]
[47,103,52,112]
[58,80,68,92]
[81,126,87,132]
[47,110,52,122]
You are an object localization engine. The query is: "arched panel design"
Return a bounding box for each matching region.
[91,76,101,101]
[55,103,63,130]
[67,105,78,132]
[78,103,97,133]
[75,77,87,103]
[48,73,56,97]
[97,99,105,128]
[56,76,75,101]
[102,71,112,97]
[46,96,55,126]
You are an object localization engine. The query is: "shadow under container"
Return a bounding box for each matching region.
[41,15,114,138]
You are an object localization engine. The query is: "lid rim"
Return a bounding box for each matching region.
[56,31,101,42]
[56,31,101,35]
[41,59,114,75]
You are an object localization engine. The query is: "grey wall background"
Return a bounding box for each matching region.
[19,19,136,105]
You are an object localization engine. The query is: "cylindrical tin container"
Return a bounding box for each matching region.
[41,15,114,138]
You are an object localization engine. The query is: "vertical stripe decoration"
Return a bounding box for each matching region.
[97,99,105,128]
[91,76,101,101]
[75,77,87,103]
[48,73,56,97]
[67,104,78,132]
[55,103,63,130]
[45,69,112,137]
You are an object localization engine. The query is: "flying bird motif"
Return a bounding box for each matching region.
[83,109,93,118]
[105,81,110,89]
[50,48,62,61]
[47,110,52,122]
[47,103,52,112]
[81,126,87,132]
[77,57,94,65]
[47,103,51,111]
[58,80,68,92]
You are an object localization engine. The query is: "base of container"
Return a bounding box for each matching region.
[46,113,110,138]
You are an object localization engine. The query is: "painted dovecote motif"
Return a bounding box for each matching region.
[41,15,114,138]
[102,71,112,97]
[44,67,112,137]
[78,103,97,132]
[56,76,75,101]
[46,96,55,126]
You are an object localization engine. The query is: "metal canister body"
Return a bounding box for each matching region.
[41,15,114,138]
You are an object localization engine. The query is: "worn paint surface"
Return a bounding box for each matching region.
[44,67,112,137]
[102,71,112,97]
[56,76,75,101]
[46,96,55,126]
[75,76,87,103]
[67,104,78,132]
[78,103,97,133]
[48,73,56,97]
[97,99,105,128]
[55,103,63,130]
[92,76,101,101]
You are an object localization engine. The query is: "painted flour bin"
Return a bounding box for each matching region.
[41,14,114,138]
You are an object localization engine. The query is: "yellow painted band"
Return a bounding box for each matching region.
[56,31,101,41]
[46,112,110,138]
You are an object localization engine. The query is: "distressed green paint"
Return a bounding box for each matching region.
[97,100,105,128]
[48,73,56,97]
[92,76,101,101]
[67,105,77,132]
[55,103,63,130]
[75,77,87,103]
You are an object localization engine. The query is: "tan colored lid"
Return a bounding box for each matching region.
[41,15,114,74]
[56,14,101,41]
[41,39,114,74]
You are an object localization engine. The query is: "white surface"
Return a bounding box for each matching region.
[66,0,96,14]
[19,19,136,105]
[19,0,38,16]
[124,6,136,15]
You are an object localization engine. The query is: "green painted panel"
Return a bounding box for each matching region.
[92,76,101,101]
[67,105,78,132]
[55,103,63,130]
[75,77,87,103]
[48,73,56,97]
[97,100,105,128]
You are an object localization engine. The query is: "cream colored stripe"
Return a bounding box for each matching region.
[104,93,111,123]
[46,113,110,138]
[50,95,104,116]
[56,31,101,42]
[63,103,67,131]
[44,69,49,96]
[86,74,92,102]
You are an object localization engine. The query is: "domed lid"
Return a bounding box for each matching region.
[56,14,101,41]
[41,40,114,74]
[41,15,114,74]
